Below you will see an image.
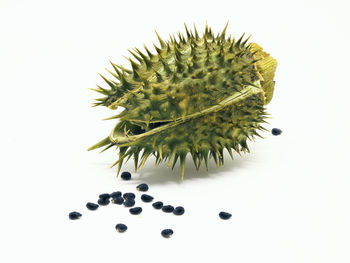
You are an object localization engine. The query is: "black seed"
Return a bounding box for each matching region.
[123,192,136,200]
[86,202,99,211]
[141,194,154,203]
[271,128,282,136]
[110,191,122,198]
[99,193,111,199]
[121,171,131,180]
[219,211,232,220]
[129,207,142,215]
[152,201,163,209]
[115,223,127,233]
[136,183,149,192]
[161,229,173,238]
[162,205,174,213]
[111,196,124,205]
[123,199,135,207]
[69,211,82,220]
[98,198,110,206]
[173,206,185,215]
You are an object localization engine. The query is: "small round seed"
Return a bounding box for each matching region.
[271,128,282,136]
[123,192,136,200]
[115,223,127,233]
[136,183,149,192]
[121,171,131,180]
[129,207,142,215]
[141,194,154,203]
[98,198,110,206]
[162,205,174,213]
[123,199,135,207]
[110,191,122,199]
[69,211,82,220]
[173,206,185,215]
[111,196,124,205]
[161,229,173,238]
[152,201,163,209]
[99,193,110,199]
[219,211,232,220]
[86,202,99,211]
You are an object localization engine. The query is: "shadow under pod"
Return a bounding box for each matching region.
[134,151,253,185]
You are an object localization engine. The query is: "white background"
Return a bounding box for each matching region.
[1,0,350,262]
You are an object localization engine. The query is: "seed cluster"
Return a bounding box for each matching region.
[69,171,233,238]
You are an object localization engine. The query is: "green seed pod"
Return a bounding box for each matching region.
[88,22,278,179]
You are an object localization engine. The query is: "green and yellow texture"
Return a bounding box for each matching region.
[88,23,277,179]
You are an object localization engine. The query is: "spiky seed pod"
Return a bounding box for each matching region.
[88,22,278,179]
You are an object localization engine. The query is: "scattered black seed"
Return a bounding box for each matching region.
[173,206,185,215]
[136,183,149,192]
[111,196,124,205]
[152,201,163,209]
[115,223,127,233]
[161,229,173,238]
[141,194,154,203]
[123,192,136,200]
[129,207,142,215]
[69,211,82,220]
[271,128,282,136]
[162,205,174,213]
[219,211,232,220]
[121,171,131,180]
[123,198,135,207]
[86,202,99,211]
[110,191,122,198]
[99,193,110,199]
[98,198,110,206]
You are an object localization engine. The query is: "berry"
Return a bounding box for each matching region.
[219,211,232,220]
[173,206,185,215]
[162,205,174,213]
[86,202,99,211]
[69,211,82,220]
[123,198,135,207]
[99,193,110,199]
[111,196,124,205]
[129,207,142,215]
[271,128,282,136]
[121,171,131,180]
[161,229,173,238]
[136,183,149,192]
[98,198,110,206]
[123,192,136,200]
[115,223,127,233]
[110,191,122,198]
[152,201,163,209]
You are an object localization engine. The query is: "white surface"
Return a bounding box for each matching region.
[1,0,350,262]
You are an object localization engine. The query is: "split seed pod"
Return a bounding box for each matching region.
[88,22,277,179]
